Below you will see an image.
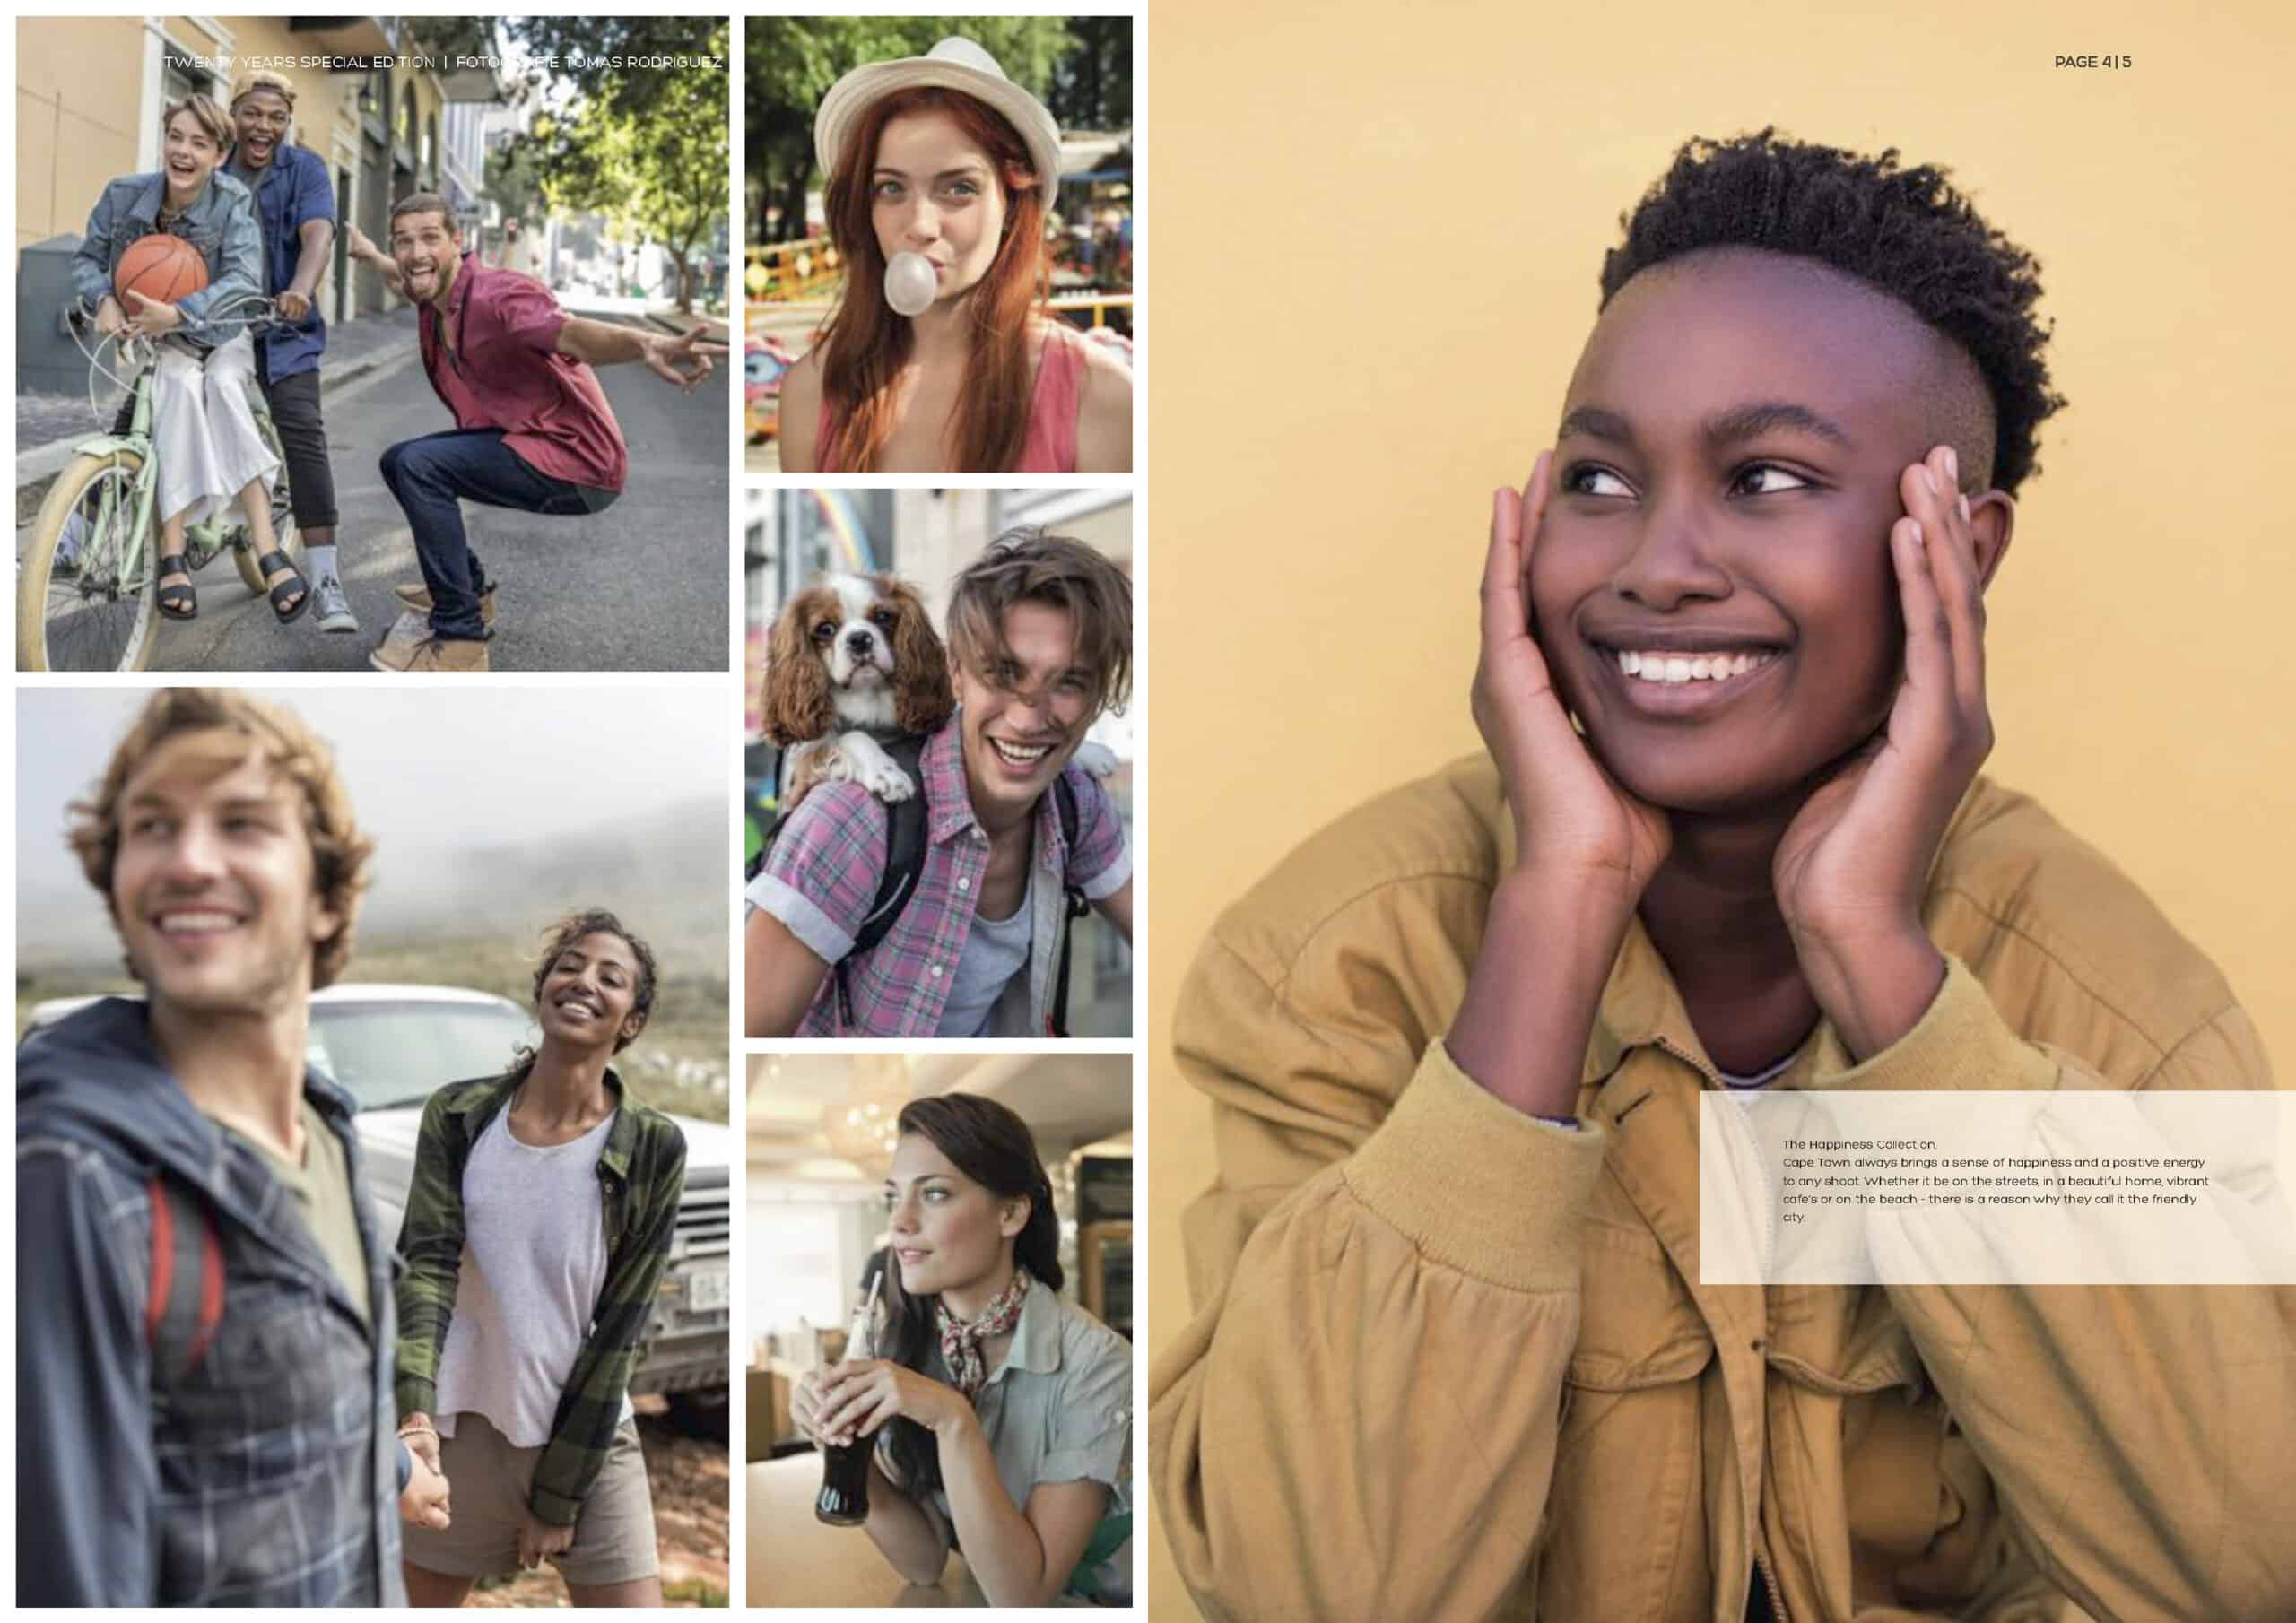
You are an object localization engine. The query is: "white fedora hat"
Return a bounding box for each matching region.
[814,36,1063,200]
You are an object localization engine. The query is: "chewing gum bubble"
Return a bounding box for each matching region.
[885,252,937,317]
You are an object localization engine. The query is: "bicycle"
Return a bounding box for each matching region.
[16,293,305,672]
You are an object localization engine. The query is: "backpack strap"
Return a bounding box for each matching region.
[145,1174,224,1384]
[831,733,931,1031]
[1047,774,1093,1038]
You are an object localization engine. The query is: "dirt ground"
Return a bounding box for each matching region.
[466,1399,728,1608]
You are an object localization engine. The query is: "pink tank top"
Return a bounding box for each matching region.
[815,323,1083,473]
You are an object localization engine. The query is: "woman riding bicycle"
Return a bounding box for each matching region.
[777,37,1132,475]
[71,93,309,624]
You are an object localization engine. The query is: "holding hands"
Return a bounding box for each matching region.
[396,1414,451,1531]
[796,1358,971,1449]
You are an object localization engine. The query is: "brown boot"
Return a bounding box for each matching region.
[371,635,490,673]
[392,583,498,627]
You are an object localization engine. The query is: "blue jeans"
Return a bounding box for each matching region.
[378,430,616,640]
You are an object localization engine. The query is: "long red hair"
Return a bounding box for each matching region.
[817,86,1049,473]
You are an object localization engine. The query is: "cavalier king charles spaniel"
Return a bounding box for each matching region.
[761,573,955,807]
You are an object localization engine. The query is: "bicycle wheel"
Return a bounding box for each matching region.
[17,449,158,673]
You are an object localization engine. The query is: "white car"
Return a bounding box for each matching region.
[23,984,731,1427]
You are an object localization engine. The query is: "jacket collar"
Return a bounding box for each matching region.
[445,1062,642,1179]
[980,1275,1065,1390]
[1502,772,1999,1101]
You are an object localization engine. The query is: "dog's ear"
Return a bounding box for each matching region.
[762,598,835,745]
[889,586,957,735]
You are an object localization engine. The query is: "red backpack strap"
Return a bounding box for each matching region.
[145,1175,224,1384]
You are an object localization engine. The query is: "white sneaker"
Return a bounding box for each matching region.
[312,574,359,634]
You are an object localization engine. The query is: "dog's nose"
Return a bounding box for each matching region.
[844,628,876,657]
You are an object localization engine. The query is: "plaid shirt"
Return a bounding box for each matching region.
[394,1066,685,1526]
[16,998,404,1605]
[748,717,1131,1036]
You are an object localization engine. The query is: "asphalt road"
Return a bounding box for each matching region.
[125,317,732,673]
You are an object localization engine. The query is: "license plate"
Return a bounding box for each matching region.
[684,1263,730,1312]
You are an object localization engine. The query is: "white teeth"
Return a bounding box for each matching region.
[1613,649,1778,685]
[989,739,1049,764]
[159,911,237,933]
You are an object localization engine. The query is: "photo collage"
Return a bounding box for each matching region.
[13,4,2296,1621]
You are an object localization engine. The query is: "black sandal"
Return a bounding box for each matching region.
[156,553,196,621]
[254,548,309,624]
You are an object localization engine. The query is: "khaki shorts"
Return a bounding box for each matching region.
[401,1411,658,1587]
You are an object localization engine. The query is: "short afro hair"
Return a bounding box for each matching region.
[1599,128,2066,497]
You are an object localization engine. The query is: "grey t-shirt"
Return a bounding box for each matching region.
[433,1106,634,1446]
[934,873,1037,1037]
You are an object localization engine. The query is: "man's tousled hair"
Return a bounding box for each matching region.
[66,689,373,989]
[946,527,1132,718]
[1600,128,2066,496]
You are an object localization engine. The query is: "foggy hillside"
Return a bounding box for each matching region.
[18,796,729,973]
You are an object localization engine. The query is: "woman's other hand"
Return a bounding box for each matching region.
[92,297,128,340]
[517,1509,577,1570]
[122,291,182,336]
[1474,451,1672,909]
[812,1358,971,1445]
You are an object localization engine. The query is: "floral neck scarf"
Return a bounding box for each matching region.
[936,1268,1032,1398]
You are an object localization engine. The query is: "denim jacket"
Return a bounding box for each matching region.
[16,999,405,1606]
[70,169,264,350]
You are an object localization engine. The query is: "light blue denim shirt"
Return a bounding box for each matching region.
[70,169,264,349]
[907,1278,1132,1532]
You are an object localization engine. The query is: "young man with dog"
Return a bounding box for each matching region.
[16,690,450,1605]
[344,196,726,673]
[744,529,1135,1037]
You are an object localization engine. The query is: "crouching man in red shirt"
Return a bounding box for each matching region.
[347,194,724,673]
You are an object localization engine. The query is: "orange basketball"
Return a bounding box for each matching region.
[113,233,209,308]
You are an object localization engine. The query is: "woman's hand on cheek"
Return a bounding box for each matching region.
[1773,442,1991,1058]
[813,1358,971,1446]
[1474,450,1672,915]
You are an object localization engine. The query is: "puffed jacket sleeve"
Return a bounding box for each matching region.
[71,182,123,314]
[1149,880,1610,1623]
[1814,959,2296,1623]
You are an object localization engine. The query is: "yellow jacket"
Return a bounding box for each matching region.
[1151,759,2289,1623]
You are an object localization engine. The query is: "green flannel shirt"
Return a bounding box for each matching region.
[393,1067,686,1525]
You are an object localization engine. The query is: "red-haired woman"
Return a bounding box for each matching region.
[778,39,1132,475]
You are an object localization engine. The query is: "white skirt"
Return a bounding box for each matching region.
[150,333,280,530]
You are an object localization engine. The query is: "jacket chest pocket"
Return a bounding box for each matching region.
[153,1269,370,1496]
[1566,1218,1713,1392]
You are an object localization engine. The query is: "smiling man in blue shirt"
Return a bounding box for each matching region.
[223,70,356,632]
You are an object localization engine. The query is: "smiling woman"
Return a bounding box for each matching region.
[773,37,1132,474]
[1149,128,2290,1623]
[395,907,688,1609]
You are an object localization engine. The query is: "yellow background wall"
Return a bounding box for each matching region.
[1144,1,2294,1614]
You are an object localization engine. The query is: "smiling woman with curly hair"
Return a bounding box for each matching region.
[394,909,687,1609]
